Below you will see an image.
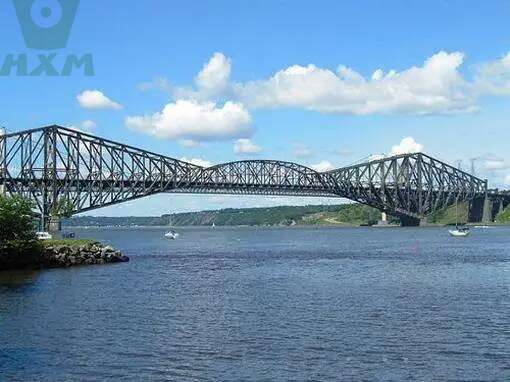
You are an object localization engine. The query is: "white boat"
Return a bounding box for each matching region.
[449,227,470,237]
[473,225,491,229]
[164,230,179,239]
[36,231,53,240]
[448,198,470,237]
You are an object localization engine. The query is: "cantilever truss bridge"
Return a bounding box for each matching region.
[0,125,495,226]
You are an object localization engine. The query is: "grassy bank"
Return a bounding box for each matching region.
[65,204,390,227]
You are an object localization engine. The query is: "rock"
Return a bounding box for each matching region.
[38,242,127,269]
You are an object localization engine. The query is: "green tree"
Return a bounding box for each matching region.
[0,195,42,270]
[51,198,75,219]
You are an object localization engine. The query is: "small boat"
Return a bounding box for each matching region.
[473,225,490,229]
[448,198,470,237]
[449,227,470,237]
[164,230,179,239]
[36,231,53,240]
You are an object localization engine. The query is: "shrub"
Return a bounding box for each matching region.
[0,195,42,270]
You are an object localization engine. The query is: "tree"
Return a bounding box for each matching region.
[51,198,75,219]
[0,195,42,270]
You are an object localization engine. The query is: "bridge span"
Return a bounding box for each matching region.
[1,125,508,228]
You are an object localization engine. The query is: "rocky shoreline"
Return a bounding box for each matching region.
[40,242,129,268]
[0,242,129,271]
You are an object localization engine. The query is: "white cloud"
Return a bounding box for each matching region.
[310,160,335,172]
[180,157,212,167]
[233,138,262,155]
[504,174,510,185]
[474,52,510,95]
[77,90,123,110]
[125,100,252,141]
[142,50,510,117]
[390,137,424,155]
[293,143,312,158]
[234,51,474,115]
[196,52,231,92]
[174,53,232,101]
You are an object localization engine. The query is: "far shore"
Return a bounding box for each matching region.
[63,222,508,229]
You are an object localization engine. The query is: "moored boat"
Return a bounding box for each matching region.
[164,230,179,239]
[449,227,470,237]
[36,231,53,240]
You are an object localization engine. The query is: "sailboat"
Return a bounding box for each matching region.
[448,198,470,237]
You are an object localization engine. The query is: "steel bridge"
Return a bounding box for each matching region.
[0,125,505,227]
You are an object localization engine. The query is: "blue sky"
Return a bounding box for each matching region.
[1,0,510,216]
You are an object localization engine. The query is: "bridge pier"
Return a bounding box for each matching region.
[482,196,493,224]
[48,217,62,233]
[377,212,389,226]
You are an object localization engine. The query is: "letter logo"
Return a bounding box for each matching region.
[12,0,80,50]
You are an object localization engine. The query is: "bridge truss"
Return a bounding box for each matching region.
[0,125,488,225]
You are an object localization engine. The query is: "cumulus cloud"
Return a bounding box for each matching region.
[125,100,252,141]
[233,138,262,155]
[310,160,335,172]
[174,53,232,101]
[234,51,475,115]
[77,90,123,110]
[180,157,212,167]
[390,137,424,155]
[196,52,231,92]
[140,50,510,117]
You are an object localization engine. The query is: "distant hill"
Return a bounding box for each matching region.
[64,204,390,227]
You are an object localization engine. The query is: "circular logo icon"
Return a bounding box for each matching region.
[30,0,63,29]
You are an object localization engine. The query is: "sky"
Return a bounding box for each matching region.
[1,0,510,216]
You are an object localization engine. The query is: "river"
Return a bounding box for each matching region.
[1,226,509,381]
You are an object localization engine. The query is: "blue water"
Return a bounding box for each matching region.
[1,226,509,381]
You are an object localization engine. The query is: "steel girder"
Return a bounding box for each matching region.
[327,153,487,219]
[0,125,488,222]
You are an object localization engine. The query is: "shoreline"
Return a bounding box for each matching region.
[63,222,508,229]
[0,240,129,272]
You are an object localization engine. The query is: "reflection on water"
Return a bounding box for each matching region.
[0,226,509,381]
[0,269,41,288]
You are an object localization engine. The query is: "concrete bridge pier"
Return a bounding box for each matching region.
[482,196,493,224]
[47,217,62,234]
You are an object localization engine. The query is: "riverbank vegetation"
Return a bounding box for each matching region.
[0,195,42,270]
[0,195,126,271]
[65,204,394,227]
